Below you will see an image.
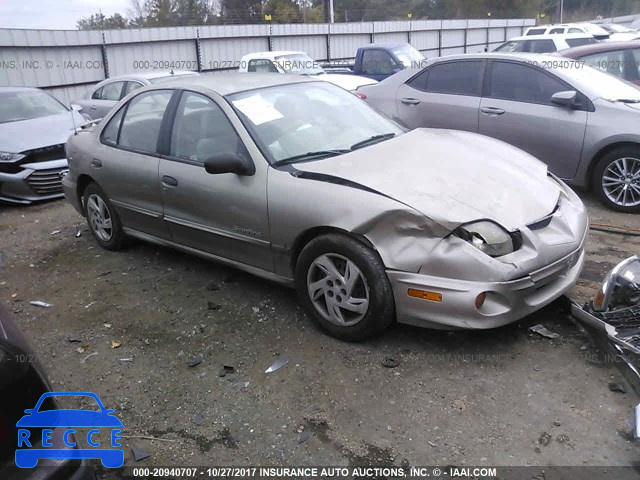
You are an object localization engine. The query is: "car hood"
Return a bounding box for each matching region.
[294,128,560,231]
[0,111,83,153]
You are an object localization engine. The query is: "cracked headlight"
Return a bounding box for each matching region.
[0,152,25,163]
[453,220,520,258]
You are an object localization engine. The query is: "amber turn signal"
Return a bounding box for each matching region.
[407,288,442,302]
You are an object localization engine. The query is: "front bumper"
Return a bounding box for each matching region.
[390,243,585,329]
[0,159,67,205]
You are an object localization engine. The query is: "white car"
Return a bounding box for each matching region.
[525,22,611,40]
[494,33,598,53]
[238,51,377,92]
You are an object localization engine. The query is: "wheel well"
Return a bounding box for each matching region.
[290,226,377,271]
[587,142,640,190]
[76,174,96,214]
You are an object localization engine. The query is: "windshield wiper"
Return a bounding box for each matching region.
[619,99,640,104]
[273,149,351,166]
[350,133,396,151]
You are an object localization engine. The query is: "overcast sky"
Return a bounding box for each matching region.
[0,0,131,29]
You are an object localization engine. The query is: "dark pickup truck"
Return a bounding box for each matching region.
[323,42,426,81]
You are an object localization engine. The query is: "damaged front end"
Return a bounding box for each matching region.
[569,256,640,439]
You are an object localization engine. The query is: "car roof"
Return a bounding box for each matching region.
[507,33,595,41]
[156,72,317,96]
[241,51,306,60]
[429,52,564,63]
[361,42,408,50]
[0,86,43,93]
[559,40,640,58]
[101,70,196,82]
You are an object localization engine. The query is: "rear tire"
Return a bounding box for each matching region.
[83,183,125,250]
[592,147,640,213]
[295,234,395,341]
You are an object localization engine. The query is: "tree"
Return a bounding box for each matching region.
[77,12,130,30]
[219,0,263,23]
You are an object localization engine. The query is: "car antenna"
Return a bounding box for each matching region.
[60,65,78,135]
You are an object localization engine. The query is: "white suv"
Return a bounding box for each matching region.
[525,23,610,40]
[494,34,598,53]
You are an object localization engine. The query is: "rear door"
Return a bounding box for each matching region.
[93,89,175,239]
[478,60,587,179]
[396,60,484,132]
[158,90,272,270]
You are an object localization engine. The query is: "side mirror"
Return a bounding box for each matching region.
[551,90,577,108]
[203,153,255,176]
[70,104,83,112]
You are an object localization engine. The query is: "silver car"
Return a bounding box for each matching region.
[63,74,587,340]
[0,87,85,205]
[73,70,199,120]
[359,53,640,213]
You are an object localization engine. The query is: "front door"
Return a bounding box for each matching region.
[159,91,272,271]
[478,60,587,180]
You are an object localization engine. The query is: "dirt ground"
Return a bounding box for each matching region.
[1,192,639,475]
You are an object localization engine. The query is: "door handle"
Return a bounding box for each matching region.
[162,175,178,187]
[91,158,102,168]
[90,105,97,110]
[401,97,421,105]
[480,107,506,115]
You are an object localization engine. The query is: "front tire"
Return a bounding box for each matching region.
[593,147,640,213]
[295,234,395,341]
[83,183,125,250]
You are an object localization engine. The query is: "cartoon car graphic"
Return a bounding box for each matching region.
[16,391,123,468]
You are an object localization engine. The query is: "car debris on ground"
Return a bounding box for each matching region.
[529,324,560,339]
[265,357,288,374]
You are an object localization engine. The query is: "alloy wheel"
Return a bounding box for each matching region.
[602,157,640,208]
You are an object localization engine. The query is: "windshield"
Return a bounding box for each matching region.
[494,40,525,52]
[553,61,640,101]
[275,54,325,75]
[228,82,404,163]
[0,90,68,124]
[391,44,425,68]
[148,72,199,84]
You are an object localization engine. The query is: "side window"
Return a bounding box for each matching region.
[549,28,564,34]
[100,81,125,101]
[529,39,557,53]
[118,90,173,154]
[568,28,583,33]
[425,61,483,96]
[406,69,430,91]
[100,106,126,145]
[361,50,396,75]
[582,50,625,77]
[91,86,103,100]
[170,92,243,163]
[527,28,547,35]
[248,59,278,73]
[124,81,144,96]
[565,37,597,47]
[488,62,567,105]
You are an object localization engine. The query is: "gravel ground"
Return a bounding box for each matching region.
[1,193,639,476]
